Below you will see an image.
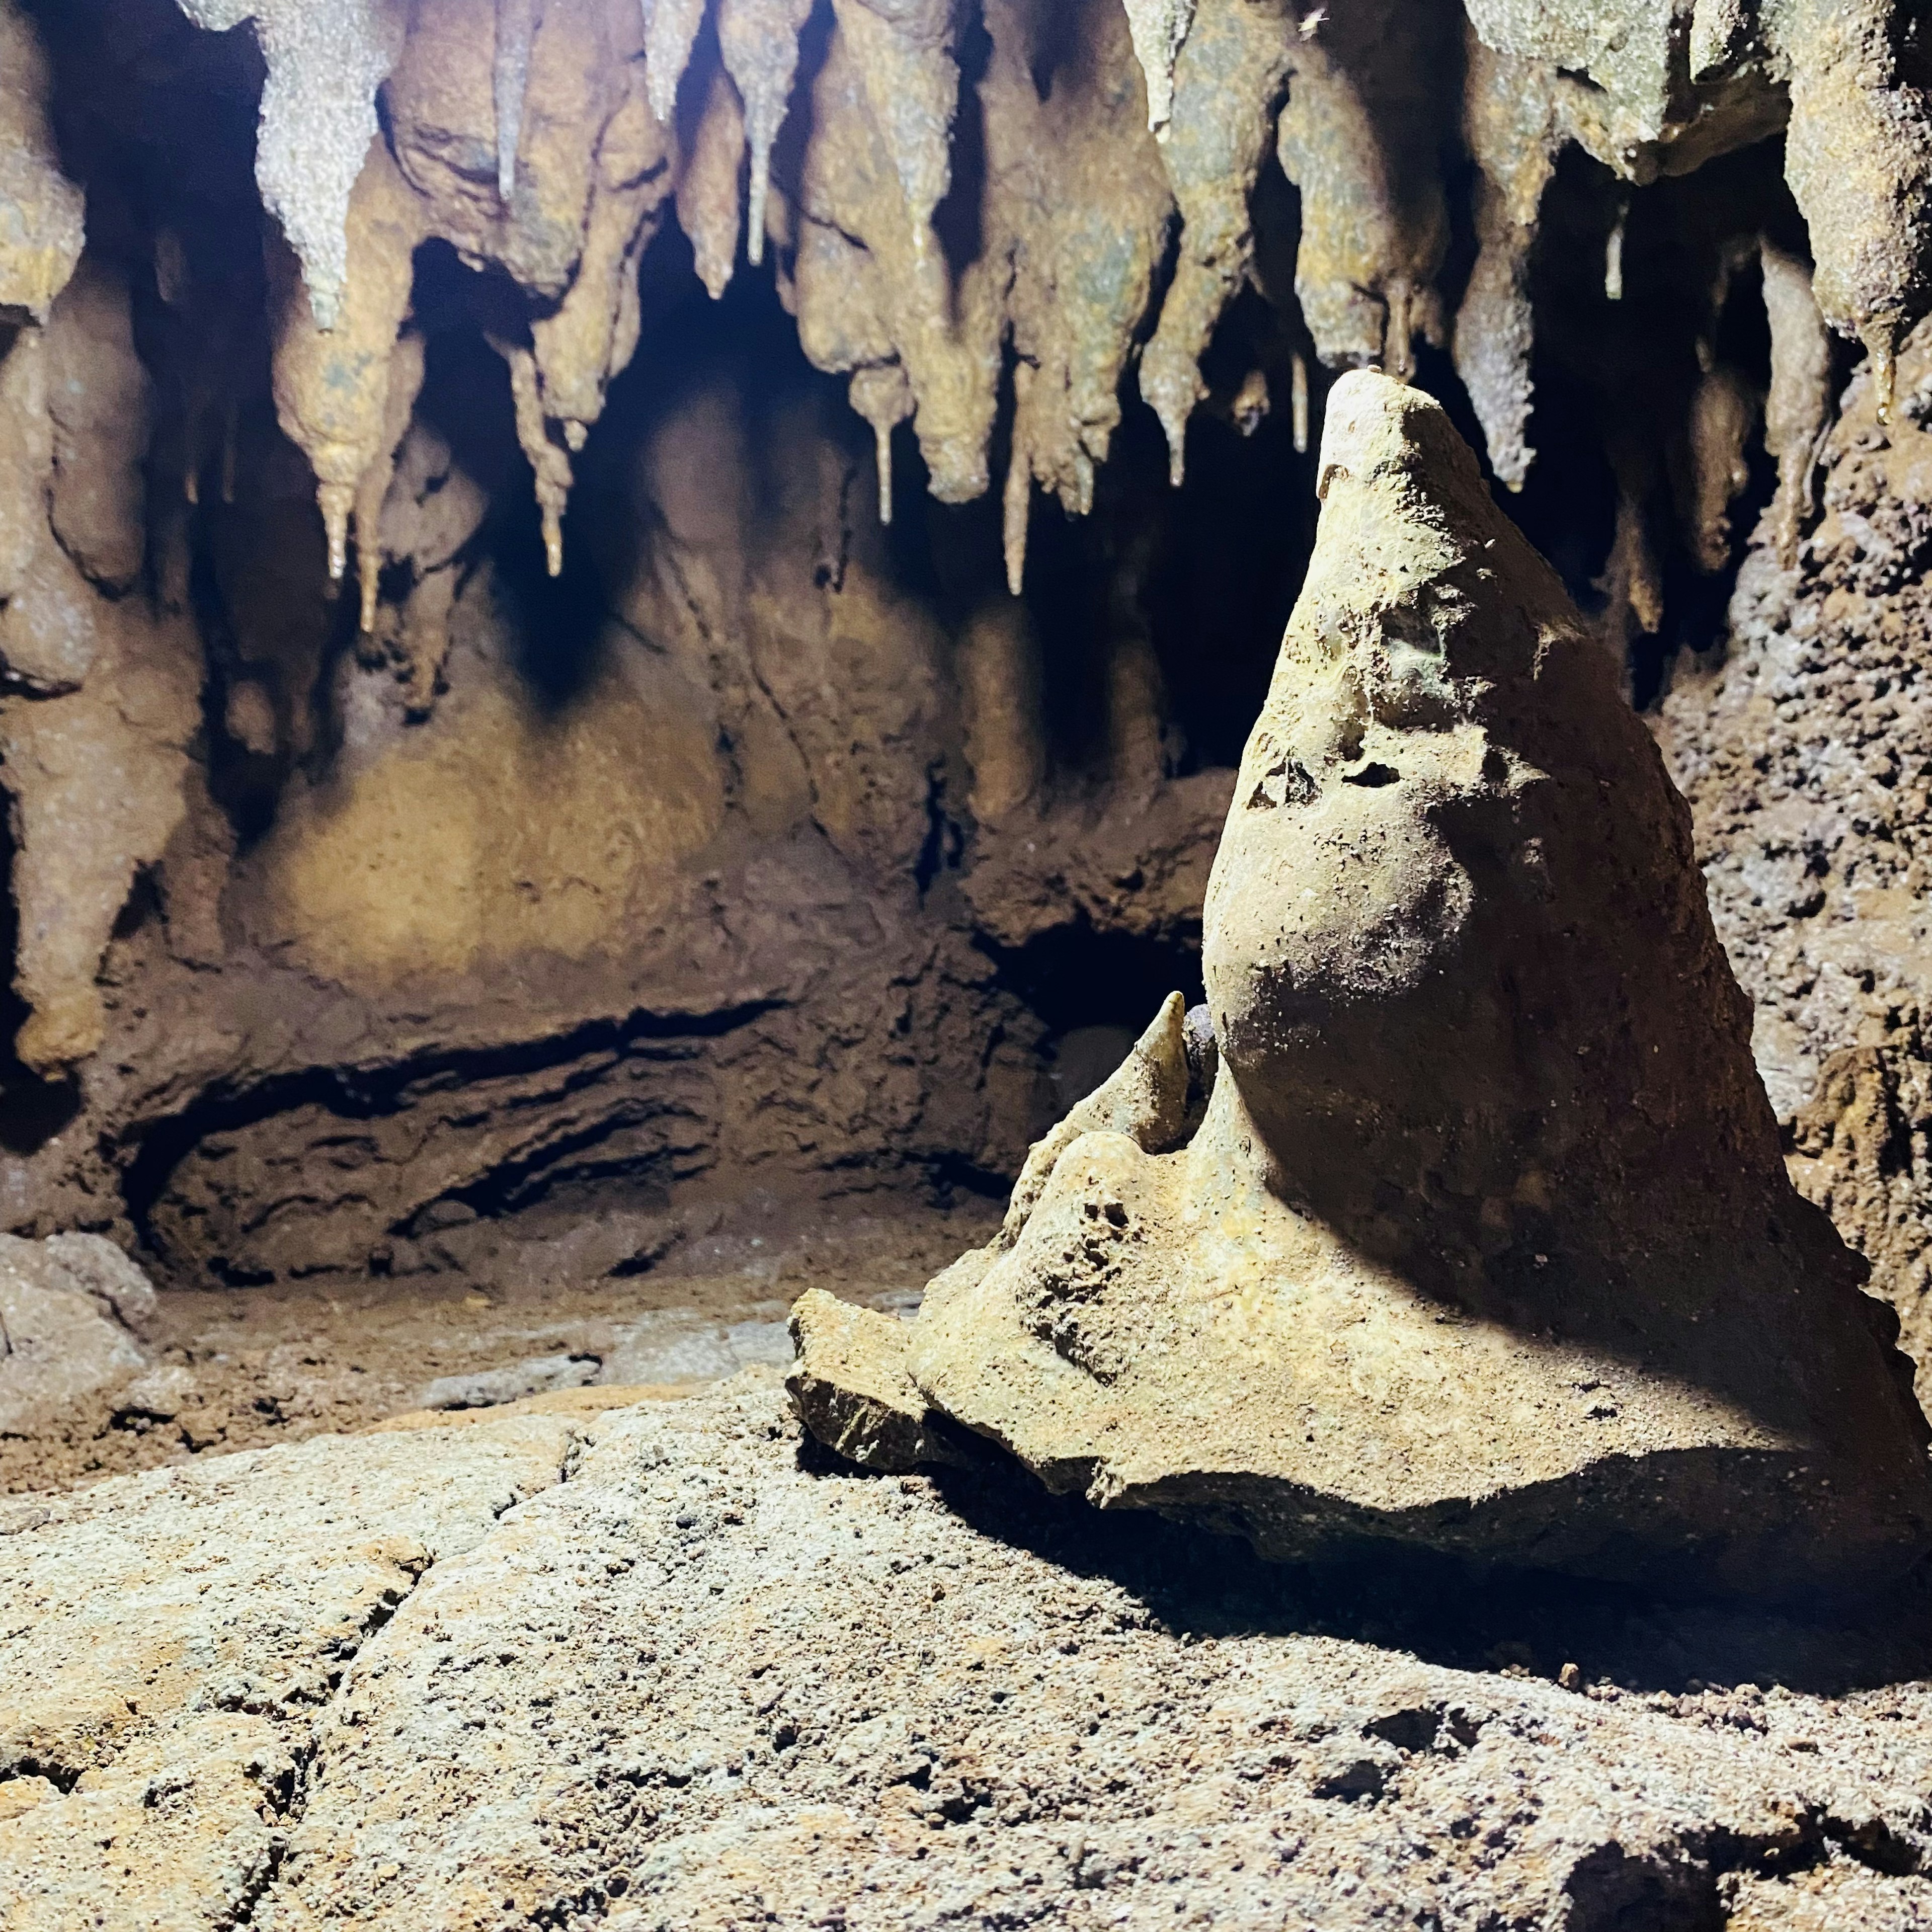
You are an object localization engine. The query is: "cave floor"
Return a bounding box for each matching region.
[2,1197,998,1497]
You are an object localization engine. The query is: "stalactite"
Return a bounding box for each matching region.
[794,4,995,504]
[831,0,961,260]
[982,0,1170,580]
[1781,0,1930,428]
[849,363,912,523]
[1121,0,1198,142]
[1679,360,1757,574]
[353,331,427,634]
[494,335,573,576]
[174,0,403,333]
[641,0,711,128]
[531,79,677,446]
[0,0,86,324]
[1141,0,1294,487]
[495,0,544,202]
[1454,36,1560,490]
[267,137,425,585]
[1760,240,1833,569]
[1274,1,1448,388]
[145,0,1928,625]
[678,62,748,299]
[717,0,814,267]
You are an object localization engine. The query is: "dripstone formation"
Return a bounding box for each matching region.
[794,373,1932,1593]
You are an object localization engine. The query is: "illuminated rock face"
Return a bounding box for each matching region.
[807,376,1932,1594]
[0,0,1928,1312]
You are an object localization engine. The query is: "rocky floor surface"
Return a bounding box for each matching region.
[7,1371,1932,1929]
[1,1205,983,1496]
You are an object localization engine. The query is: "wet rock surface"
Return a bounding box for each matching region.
[9,1372,1932,1929]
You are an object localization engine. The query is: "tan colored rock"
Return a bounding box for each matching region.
[0,0,85,324]
[0,1236,149,1438]
[174,0,404,333]
[0,1408,586,1929]
[787,1287,971,1472]
[810,372,1932,1594]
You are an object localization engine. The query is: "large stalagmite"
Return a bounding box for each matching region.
[797,373,1932,1594]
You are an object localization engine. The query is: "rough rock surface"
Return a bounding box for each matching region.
[1661,317,1932,1409]
[10,1372,1932,1928]
[0,1232,159,1437]
[821,373,1932,1594]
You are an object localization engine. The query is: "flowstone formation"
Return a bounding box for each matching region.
[794,374,1932,1593]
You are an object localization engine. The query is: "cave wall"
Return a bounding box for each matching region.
[2,0,1930,1302]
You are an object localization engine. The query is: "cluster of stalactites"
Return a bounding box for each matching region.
[154,0,1932,606]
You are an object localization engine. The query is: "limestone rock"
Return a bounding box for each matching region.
[787,1287,972,1472]
[0,0,85,324]
[0,1408,585,1930]
[0,1237,149,1438]
[1659,316,1932,1403]
[11,1376,1932,1926]
[839,371,1932,1595]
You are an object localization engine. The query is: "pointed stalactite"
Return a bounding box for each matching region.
[1781,0,1931,429]
[678,61,748,299]
[978,0,1171,544]
[849,363,912,525]
[640,0,711,127]
[1453,35,1559,492]
[531,77,677,449]
[1275,2,1450,385]
[493,335,573,576]
[717,0,813,268]
[830,0,961,259]
[266,137,424,592]
[1121,0,1198,141]
[1141,0,1295,487]
[354,331,427,633]
[495,0,544,202]
[175,0,404,333]
[1760,240,1833,569]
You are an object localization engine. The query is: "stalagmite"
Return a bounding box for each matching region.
[718,0,814,267]
[0,0,86,324]
[641,0,710,127]
[1760,239,1833,569]
[677,63,748,299]
[801,373,1932,1594]
[495,0,544,201]
[1121,0,1197,140]
[1141,0,1293,486]
[267,137,425,585]
[174,0,403,333]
